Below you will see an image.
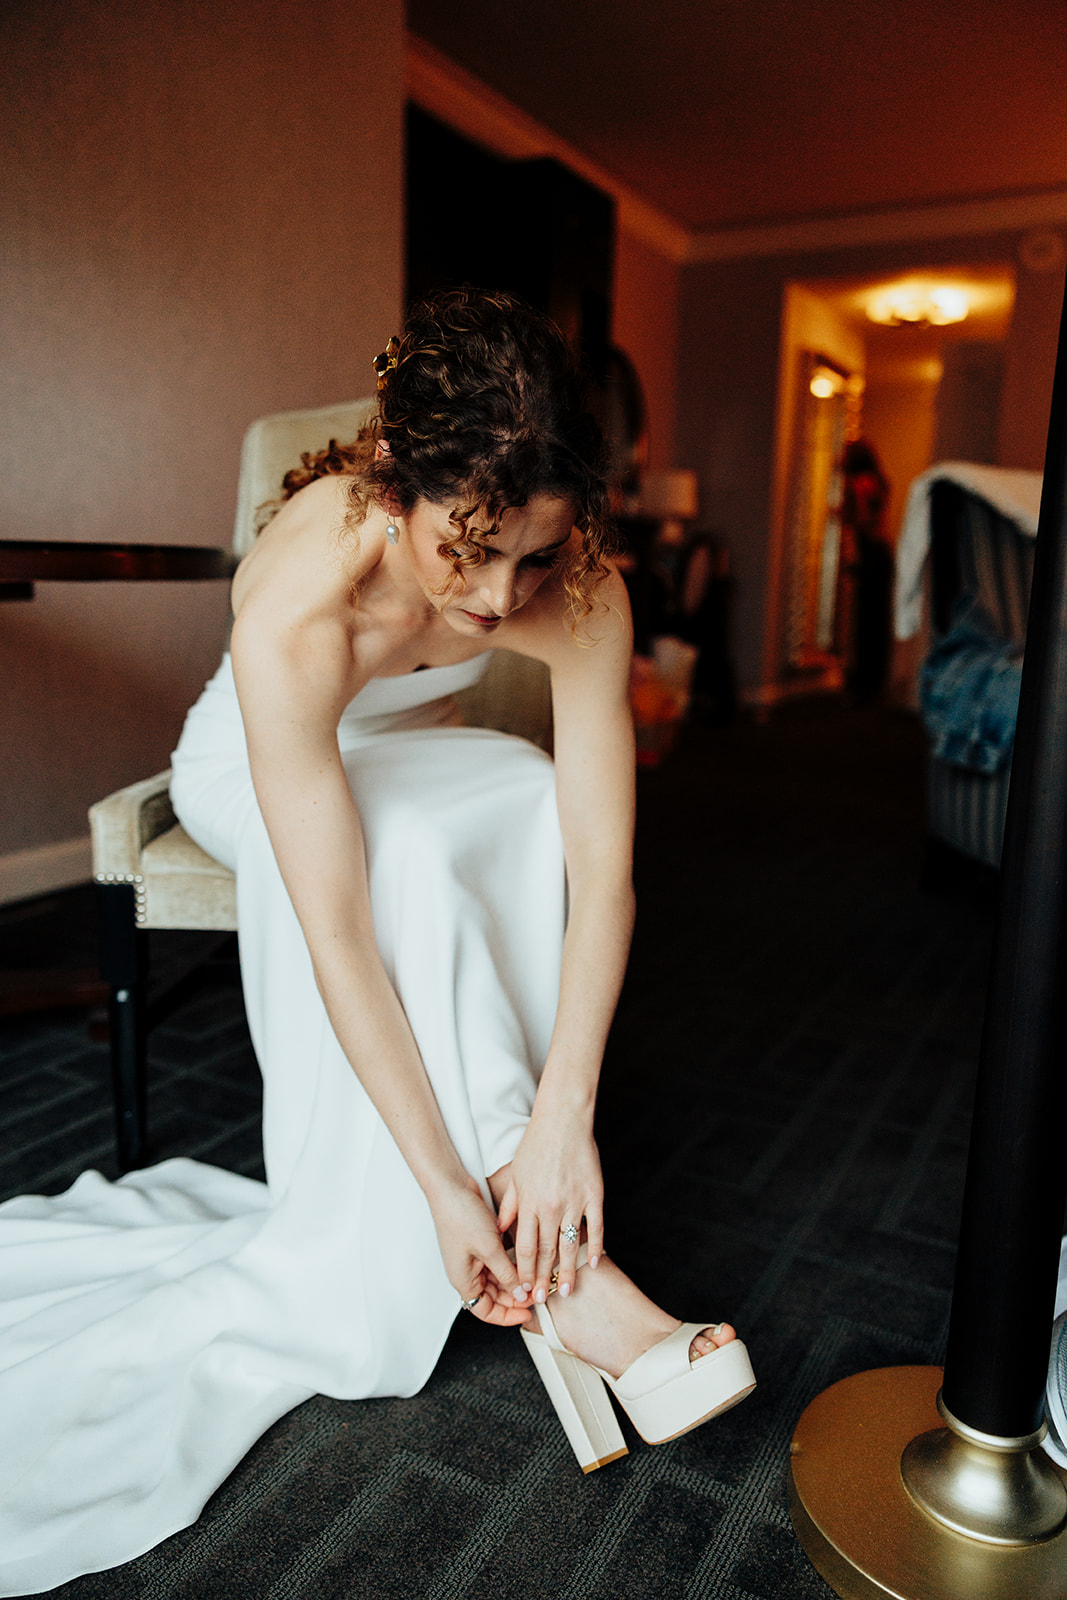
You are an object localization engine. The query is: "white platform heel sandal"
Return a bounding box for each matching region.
[520,1254,756,1468]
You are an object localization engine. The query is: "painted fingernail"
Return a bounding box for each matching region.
[535,1288,547,1303]
[559,1282,571,1297]
[589,1254,599,1268]
[512,1286,527,1301]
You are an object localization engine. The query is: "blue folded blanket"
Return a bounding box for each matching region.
[920,600,1023,775]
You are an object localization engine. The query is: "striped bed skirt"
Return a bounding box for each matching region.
[927,752,1013,870]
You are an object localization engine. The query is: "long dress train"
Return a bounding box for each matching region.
[0,653,565,1596]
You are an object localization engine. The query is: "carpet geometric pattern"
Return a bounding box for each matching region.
[0,701,995,1598]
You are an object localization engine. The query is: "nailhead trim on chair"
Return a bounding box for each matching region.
[96,872,147,926]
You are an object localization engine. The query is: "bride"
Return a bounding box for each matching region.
[0,288,753,1595]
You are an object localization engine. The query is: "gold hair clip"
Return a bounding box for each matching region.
[372,336,401,391]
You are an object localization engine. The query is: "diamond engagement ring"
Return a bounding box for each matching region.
[461,1292,483,1313]
[560,1224,580,1246]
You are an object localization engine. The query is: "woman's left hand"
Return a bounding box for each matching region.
[495,1109,605,1304]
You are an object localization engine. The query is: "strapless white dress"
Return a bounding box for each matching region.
[0,654,565,1596]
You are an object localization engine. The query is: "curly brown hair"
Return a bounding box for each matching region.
[278,288,616,624]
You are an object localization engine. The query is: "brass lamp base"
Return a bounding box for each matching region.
[901,1391,1066,1544]
[788,1367,1067,1600]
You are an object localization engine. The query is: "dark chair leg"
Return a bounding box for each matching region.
[96,882,149,1172]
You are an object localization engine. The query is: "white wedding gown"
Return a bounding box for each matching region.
[0,653,565,1596]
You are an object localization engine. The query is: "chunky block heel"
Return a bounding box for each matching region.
[520,1310,629,1473]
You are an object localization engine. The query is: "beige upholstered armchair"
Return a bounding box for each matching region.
[89,400,552,1171]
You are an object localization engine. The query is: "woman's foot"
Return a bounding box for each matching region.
[518,1256,755,1462]
[485,1162,736,1378]
[528,1252,736,1379]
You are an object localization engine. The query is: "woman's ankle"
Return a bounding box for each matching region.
[538,1256,735,1378]
[538,1257,675,1376]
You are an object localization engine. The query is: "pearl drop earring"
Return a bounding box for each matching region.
[386,521,399,546]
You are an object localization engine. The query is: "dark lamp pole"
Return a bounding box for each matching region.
[940,288,1067,1439]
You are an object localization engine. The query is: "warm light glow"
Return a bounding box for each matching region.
[865,280,970,328]
[810,366,844,399]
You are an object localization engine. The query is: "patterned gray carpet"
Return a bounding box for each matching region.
[0,700,995,1598]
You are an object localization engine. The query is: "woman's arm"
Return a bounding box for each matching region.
[230,555,527,1324]
[495,569,636,1301]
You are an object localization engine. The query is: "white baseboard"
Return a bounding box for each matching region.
[0,836,93,907]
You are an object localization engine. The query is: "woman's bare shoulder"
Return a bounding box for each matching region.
[501,563,632,675]
[231,474,377,622]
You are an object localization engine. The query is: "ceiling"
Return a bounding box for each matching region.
[407,0,1067,234]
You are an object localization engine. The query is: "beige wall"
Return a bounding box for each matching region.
[677,262,785,697]
[612,226,681,470]
[999,246,1067,469]
[1,0,404,890]
[861,351,942,705]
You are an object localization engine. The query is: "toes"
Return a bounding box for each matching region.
[689,1323,737,1362]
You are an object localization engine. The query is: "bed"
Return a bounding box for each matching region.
[894,463,1042,871]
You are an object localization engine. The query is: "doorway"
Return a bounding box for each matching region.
[772,265,1016,702]
[783,353,855,671]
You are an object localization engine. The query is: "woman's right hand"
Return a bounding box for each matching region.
[428,1178,532,1328]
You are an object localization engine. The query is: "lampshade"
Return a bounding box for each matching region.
[638,469,699,520]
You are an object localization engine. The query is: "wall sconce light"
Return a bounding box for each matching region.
[810,366,845,399]
[865,281,970,328]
